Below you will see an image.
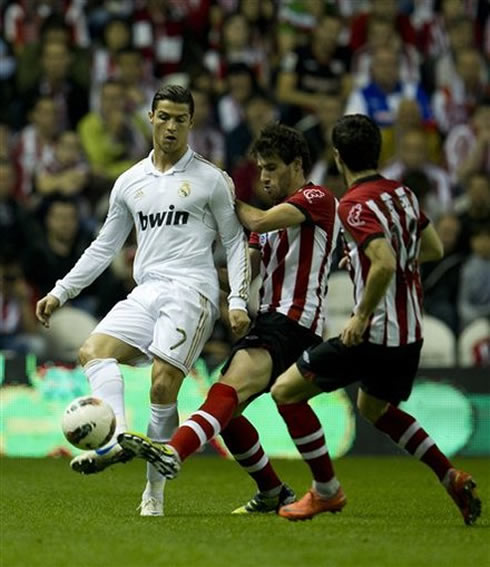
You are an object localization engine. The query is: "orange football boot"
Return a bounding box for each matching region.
[446,469,481,526]
[278,487,346,521]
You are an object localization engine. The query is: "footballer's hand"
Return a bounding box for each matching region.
[341,313,368,347]
[36,295,60,328]
[338,254,351,271]
[229,309,250,338]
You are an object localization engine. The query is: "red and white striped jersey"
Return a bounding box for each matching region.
[250,183,340,337]
[338,175,429,347]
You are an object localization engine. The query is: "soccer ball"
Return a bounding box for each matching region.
[62,396,116,450]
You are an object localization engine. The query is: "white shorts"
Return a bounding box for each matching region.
[93,280,218,374]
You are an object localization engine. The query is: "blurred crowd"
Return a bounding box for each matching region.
[0,0,489,368]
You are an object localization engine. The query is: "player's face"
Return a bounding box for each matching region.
[149,100,193,156]
[256,155,293,203]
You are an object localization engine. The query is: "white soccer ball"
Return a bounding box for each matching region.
[62,396,116,450]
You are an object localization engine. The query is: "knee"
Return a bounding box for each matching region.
[78,338,100,367]
[271,380,294,406]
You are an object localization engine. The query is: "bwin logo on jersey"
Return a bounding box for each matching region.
[138,205,189,230]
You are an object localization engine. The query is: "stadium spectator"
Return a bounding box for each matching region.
[12,96,58,201]
[225,92,277,172]
[0,251,46,358]
[15,14,91,96]
[35,86,250,521]
[2,0,89,53]
[432,47,489,135]
[300,94,343,182]
[34,131,90,203]
[444,99,490,186]
[115,48,154,137]
[203,11,269,89]
[0,159,40,262]
[459,223,490,330]
[351,17,420,89]
[420,17,475,95]
[349,0,417,54]
[21,39,89,130]
[382,128,452,220]
[237,0,276,43]
[413,0,476,59]
[188,89,225,169]
[421,214,464,334]
[381,98,441,166]
[78,79,148,187]
[90,17,132,101]
[456,173,490,253]
[24,195,98,311]
[268,22,298,85]
[119,123,341,516]
[276,12,351,125]
[131,0,206,79]
[344,46,433,132]
[267,115,480,525]
[217,63,257,133]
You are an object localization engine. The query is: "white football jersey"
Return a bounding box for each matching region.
[50,148,250,311]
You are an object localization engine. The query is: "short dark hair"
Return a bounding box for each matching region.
[151,85,194,116]
[332,114,381,171]
[251,123,312,174]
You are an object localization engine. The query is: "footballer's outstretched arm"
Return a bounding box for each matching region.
[236,200,306,233]
[48,179,133,306]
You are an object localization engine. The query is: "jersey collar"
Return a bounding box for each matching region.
[347,173,383,192]
[144,146,194,176]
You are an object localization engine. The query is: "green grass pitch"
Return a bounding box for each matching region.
[1,456,488,567]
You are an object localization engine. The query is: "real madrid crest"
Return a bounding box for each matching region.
[178,181,191,197]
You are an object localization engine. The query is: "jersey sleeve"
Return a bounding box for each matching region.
[49,177,133,305]
[338,198,385,249]
[209,172,250,312]
[286,186,337,230]
[249,231,260,249]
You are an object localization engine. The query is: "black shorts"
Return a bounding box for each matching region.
[221,312,322,390]
[297,337,423,404]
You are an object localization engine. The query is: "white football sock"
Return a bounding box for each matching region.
[84,358,127,442]
[143,403,179,500]
[313,477,340,499]
[261,485,282,498]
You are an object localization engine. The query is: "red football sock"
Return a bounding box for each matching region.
[169,383,238,461]
[221,415,282,492]
[375,404,453,480]
[278,402,335,482]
